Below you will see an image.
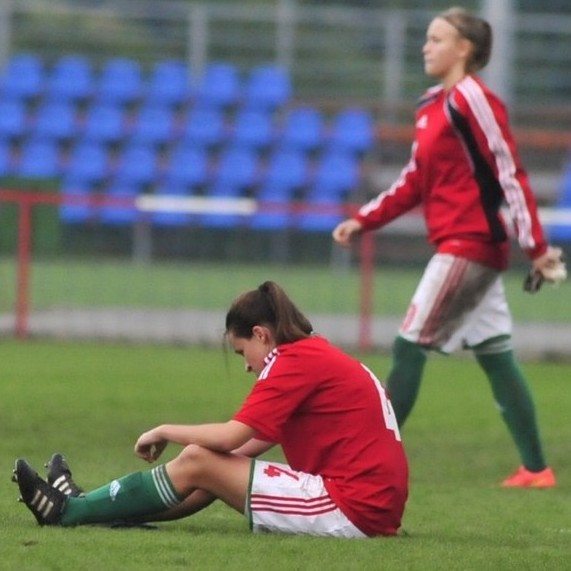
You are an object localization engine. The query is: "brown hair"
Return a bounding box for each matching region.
[438,6,492,72]
[225,281,313,344]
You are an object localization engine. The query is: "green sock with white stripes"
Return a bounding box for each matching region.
[60,464,182,526]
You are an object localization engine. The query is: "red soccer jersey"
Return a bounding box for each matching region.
[233,336,408,536]
[355,75,547,270]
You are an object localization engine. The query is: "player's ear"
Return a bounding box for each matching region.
[457,37,473,64]
[252,325,272,344]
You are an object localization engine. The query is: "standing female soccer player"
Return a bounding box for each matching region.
[14,281,408,537]
[333,7,561,488]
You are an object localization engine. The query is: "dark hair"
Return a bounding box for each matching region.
[225,281,313,344]
[438,7,492,72]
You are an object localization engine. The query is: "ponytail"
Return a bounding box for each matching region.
[225,281,313,344]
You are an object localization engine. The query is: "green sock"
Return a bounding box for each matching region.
[386,336,428,427]
[60,464,182,526]
[475,348,546,472]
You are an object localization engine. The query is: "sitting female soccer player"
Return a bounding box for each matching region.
[14,281,408,538]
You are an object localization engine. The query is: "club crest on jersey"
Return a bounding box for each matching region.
[416,115,428,129]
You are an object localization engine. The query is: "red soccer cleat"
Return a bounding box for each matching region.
[501,466,556,488]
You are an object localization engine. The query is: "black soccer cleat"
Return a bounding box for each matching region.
[45,453,84,497]
[12,459,66,526]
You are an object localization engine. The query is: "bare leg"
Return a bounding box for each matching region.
[166,444,252,513]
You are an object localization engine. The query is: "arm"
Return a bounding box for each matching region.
[356,143,423,230]
[333,143,422,247]
[135,420,256,463]
[232,438,275,458]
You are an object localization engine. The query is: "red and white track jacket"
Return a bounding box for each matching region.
[356,75,547,270]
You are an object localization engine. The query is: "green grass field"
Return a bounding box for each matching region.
[1,340,569,570]
[1,258,570,322]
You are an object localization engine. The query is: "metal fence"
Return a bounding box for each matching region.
[3,0,571,117]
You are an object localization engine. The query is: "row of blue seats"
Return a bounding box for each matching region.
[0,54,291,110]
[1,139,360,194]
[0,53,371,233]
[0,100,374,153]
[59,142,358,232]
[60,149,354,231]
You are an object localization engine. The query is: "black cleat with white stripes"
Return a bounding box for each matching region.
[45,453,83,497]
[12,459,66,526]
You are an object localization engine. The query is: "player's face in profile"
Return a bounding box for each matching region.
[228,329,271,376]
[423,17,467,79]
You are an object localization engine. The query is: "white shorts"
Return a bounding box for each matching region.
[245,460,367,538]
[399,253,512,353]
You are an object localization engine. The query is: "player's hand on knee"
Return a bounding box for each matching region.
[135,428,168,463]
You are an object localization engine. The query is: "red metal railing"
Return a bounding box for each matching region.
[0,189,378,349]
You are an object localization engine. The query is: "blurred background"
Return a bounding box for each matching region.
[0,0,569,355]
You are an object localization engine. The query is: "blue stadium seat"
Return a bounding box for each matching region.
[201,147,258,228]
[0,137,13,177]
[82,102,126,144]
[310,148,359,199]
[251,183,295,230]
[546,163,571,242]
[213,145,258,188]
[17,137,61,178]
[548,224,571,242]
[181,106,226,148]
[195,62,240,108]
[146,59,192,106]
[33,100,78,141]
[0,54,44,99]
[297,149,359,232]
[163,143,209,189]
[59,176,97,224]
[280,107,324,152]
[329,107,375,155]
[114,143,159,186]
[130,103,175,145]
[99,181,140,225]
[96,57,143,105]
[557,163,571,206]
[251,147,308,229]
[0,98,27,139]
[46,55,94,101]
[263,147,308,190]
[243,64,291,111]
[231,108,274,150]
[66,140,110,182]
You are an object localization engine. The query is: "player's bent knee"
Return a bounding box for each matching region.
[169,445,213,484]
[177,444,211,468]
[171,445,242,495]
